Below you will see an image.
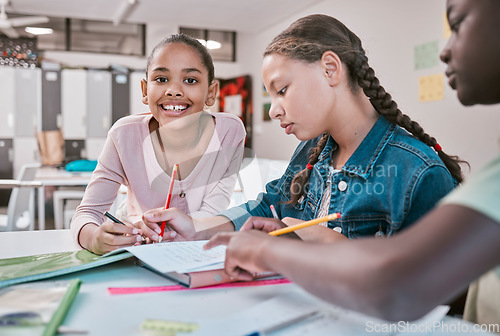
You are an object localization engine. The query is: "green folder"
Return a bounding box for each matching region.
[0,250,133,288]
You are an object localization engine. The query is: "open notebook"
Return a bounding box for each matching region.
[104,241,276,288]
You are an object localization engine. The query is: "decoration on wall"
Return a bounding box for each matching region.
[418,73,444,102]
[414,40,439,70]
[0,36,38,68]
[218,75,253,148]
[263,103,271,121]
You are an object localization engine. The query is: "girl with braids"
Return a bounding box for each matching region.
[140,14,461,243]
[204,0,500,323]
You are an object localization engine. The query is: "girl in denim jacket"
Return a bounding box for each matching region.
[141,14,465,243]
[205,1,500,322]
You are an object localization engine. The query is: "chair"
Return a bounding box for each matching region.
[53,189,86,230]
[0,163,41,232]
[53,184,127,229]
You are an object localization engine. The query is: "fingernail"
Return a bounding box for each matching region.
[170,232,176,238]
[136,236,142,242]
[155,228,161,234]
[152,234,158,241]
[132,229,139,234]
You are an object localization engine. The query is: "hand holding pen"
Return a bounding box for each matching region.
[104,212,145,246]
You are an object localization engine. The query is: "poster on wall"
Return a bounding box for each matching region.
[218,75,253,149]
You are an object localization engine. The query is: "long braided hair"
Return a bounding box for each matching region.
[265,14,466,205]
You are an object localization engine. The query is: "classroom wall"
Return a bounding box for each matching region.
[36,1,500,175]
[246,0,500,175]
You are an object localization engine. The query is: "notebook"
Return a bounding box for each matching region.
[104,241,276,288]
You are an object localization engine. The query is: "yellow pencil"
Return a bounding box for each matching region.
[268,213,341,236]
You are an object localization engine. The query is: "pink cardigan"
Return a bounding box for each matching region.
[71,112,245,246]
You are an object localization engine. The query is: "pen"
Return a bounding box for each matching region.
[268,213,341,236]
[245,310,321,336]
[104,211,125,225]
[160,164,178,240]
[270,204,279,219]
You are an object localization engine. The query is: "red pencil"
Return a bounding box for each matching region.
[159,164,178,240]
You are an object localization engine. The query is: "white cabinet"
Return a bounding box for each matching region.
[87,70,111,138]
[13,137,39,178]
[61,69,87,139]
[15,68,40,137]
[0,67,15,138]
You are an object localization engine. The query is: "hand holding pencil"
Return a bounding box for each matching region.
[268,213,341,236]
[204,213,341,281]
[159,164,178,242]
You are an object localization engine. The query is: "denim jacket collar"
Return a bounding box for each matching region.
[320,115,396,180]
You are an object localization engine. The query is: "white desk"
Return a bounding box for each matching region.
[0,230,496,336]
[35,167,92,230]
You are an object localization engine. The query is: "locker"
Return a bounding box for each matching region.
[111,72,130,124]
[41,69,61,131]
[87,70,111,138]
[0,67,15,138]
[61,69,87,139]
[14,68,40,137]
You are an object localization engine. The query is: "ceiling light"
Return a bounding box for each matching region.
[197,39,222,50]
[25,27,53,35]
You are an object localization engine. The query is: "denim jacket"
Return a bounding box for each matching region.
[221,116,457,238]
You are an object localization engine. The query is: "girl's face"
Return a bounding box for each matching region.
[262,54,335,141]
[141,43,218,126]
[441,0,500,106]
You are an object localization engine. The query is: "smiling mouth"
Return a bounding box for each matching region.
[161,104,189,112]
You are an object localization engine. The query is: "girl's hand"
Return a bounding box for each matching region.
[240,216,286,233]
[204,230,274,281]
[281,217,347,243]
[132,218,162,243]
[142,207,197,241]
[240,216,300,239]
[83,221,143,255]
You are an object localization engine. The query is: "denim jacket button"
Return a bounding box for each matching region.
[338,180,347,191]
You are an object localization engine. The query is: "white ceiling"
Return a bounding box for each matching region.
[5,0,323,33]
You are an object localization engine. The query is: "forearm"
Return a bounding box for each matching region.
[257,237,391,317]
[259,205,500,321]
[193,216,235,240]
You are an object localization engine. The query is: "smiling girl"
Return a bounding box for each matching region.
[71,34,245,255]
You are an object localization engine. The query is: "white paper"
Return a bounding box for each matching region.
[104,241,226,274]
[191,287,450,336]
